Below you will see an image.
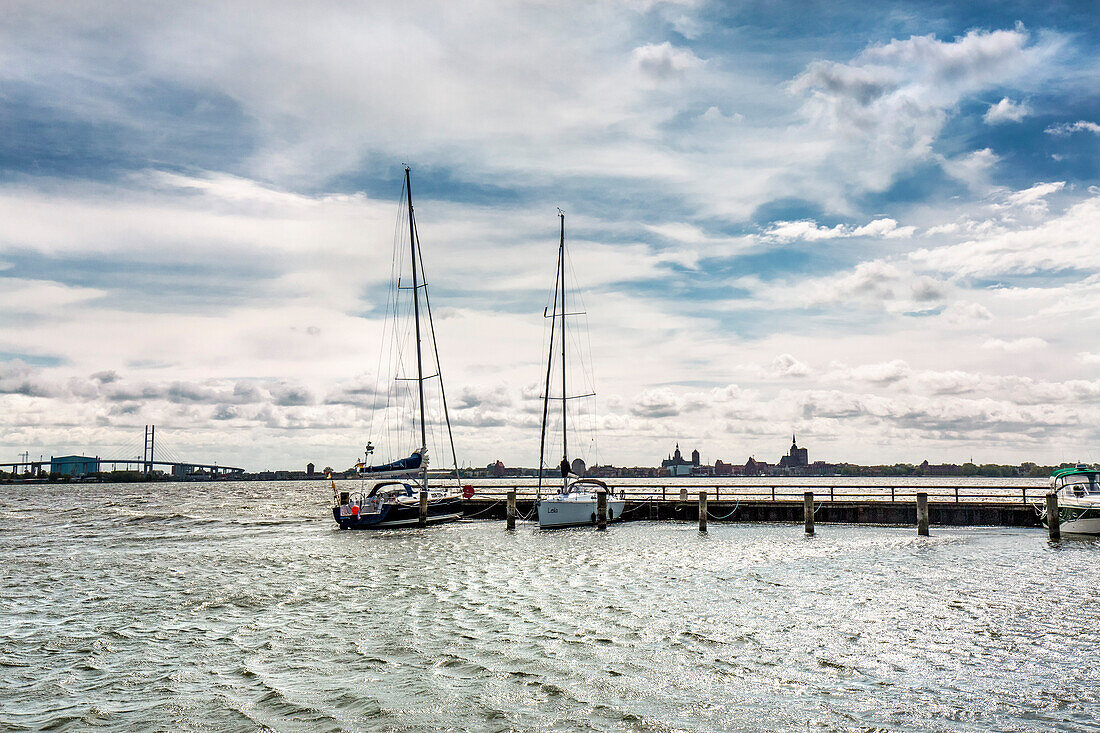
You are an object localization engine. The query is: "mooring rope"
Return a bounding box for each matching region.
[619,499,652,516]
[463,500,503,518]
[706,498,740,520]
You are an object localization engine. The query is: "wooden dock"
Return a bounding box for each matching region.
[459,484,1045,527]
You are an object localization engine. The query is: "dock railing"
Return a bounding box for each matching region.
[458,483,1043,505]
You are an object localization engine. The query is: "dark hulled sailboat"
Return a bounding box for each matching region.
[332,167,462,529]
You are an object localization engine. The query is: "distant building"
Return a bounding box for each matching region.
[745,457,771,475]
[50,455,100,476]
[778,435,809,469]
[661,444,695,476]
[306,462,315,476]
[920,460,961,476]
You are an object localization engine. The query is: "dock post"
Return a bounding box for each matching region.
[418,489,428,528]
[916,492,929,536]
[506,490,516,530]
[596,490,607,530]
[1046,493,1060,541]
[804,491,814,535]
[698,491,707,532]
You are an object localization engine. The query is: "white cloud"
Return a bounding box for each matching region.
[938,300,994,324]
[982,337,1047,352]
[0,279,105,311]
[941,147,999,190]
[983,97,1030,123]
[763,220,848,242]
[631,41,704,82]
[762,217,914,243]
[630,388,681,417]
[1045,120,1100,135]
[852,218,916,239]
[1080,353,1100,365]
[789,28,1061,192]
[911,190,1099,277]
[848,360,912,384]
[997,181,1066,216]
[767,354,811,378]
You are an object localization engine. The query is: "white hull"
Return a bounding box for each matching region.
[537,494,626,528]
[1053,499,1100,535]
[1060,516,1100,535]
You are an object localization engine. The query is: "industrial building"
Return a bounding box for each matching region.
[50,455,101,476]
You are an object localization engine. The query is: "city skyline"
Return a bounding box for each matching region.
[1,2,1099,469]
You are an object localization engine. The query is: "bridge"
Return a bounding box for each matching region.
[0,425,244,479]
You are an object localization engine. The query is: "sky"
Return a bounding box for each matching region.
[1,0,1099,471]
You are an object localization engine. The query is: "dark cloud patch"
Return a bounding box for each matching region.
[630,390,680,418]
[213,405,237,420]
[456,385,512,410]
[166,382,219,403]
[270,385,315,406]
[324,376,381,406]
[233,382,263,404]
[0,360,58,397]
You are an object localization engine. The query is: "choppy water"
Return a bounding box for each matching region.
[2,481,1098,732]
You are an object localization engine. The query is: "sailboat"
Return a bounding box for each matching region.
[535,211,625,529]
[331,166,463,529]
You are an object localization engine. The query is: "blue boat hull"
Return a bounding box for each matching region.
[332,495,463,530]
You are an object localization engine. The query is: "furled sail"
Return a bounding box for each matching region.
[357,448,427,477]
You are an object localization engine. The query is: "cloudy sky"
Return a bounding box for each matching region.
[2,0,1099,471]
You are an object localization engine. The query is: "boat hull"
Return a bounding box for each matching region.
[1044,505,1100,535]
[537,496,626,529]
[332,495,463,530]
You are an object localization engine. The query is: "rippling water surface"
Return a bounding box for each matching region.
[2,481,1098,731]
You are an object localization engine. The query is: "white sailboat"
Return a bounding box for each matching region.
[535,211,625,528]
[331,166,463,529]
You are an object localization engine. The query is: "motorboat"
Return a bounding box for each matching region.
[1041,464,1100,535]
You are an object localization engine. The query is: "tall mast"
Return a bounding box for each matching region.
[405,166,427,489]
[415,229,460,478]
[559,211,568,490]
[537,225,563,498]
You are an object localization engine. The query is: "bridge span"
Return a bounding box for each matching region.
[2,425,244,478]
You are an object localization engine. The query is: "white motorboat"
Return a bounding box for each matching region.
[1041,464,1100,535]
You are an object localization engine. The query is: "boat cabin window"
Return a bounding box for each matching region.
[1059,474,1100,496]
